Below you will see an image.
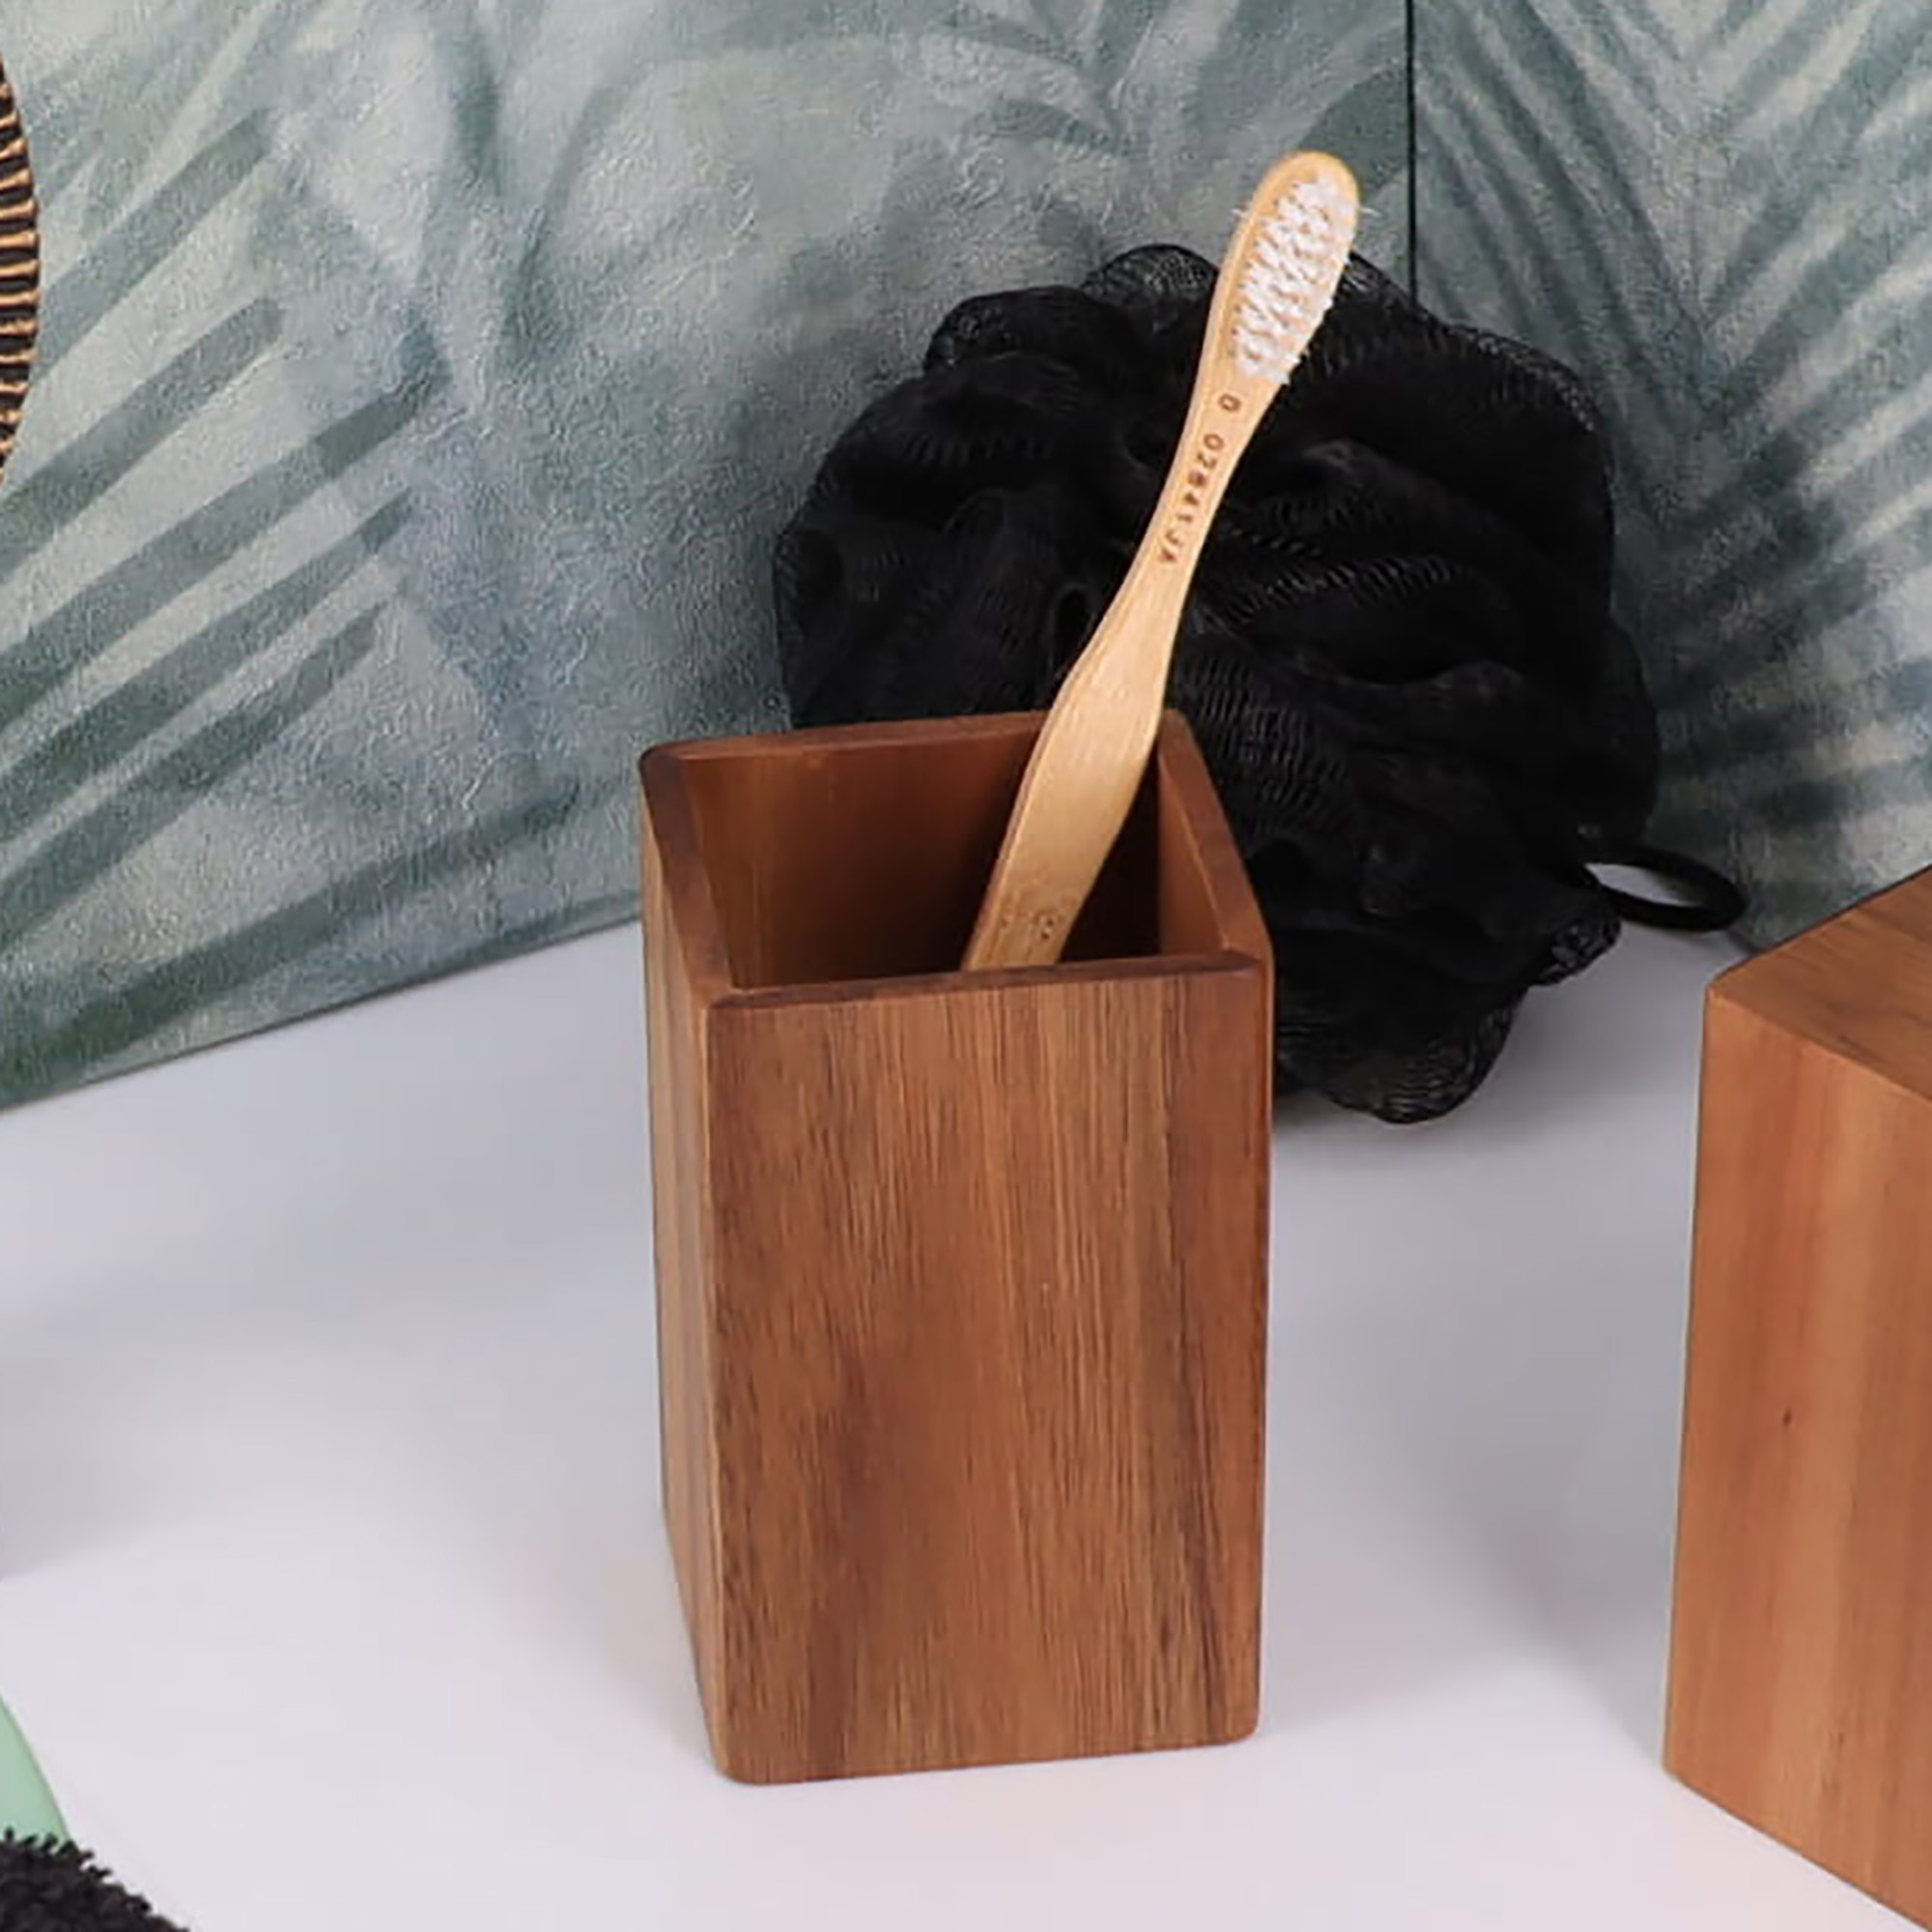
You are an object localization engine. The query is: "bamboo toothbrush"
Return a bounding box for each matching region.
[963,149,1359,970]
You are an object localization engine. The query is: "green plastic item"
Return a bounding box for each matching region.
[0,1690,66,1842]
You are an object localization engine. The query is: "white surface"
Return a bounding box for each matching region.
[0,922,1908,1931]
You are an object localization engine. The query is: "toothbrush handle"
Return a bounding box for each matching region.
[961,590,1183,971]
[963,372,1273,971]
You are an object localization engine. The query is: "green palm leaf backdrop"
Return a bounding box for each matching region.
[1418,0,1932,944]
[0,0,1406,1110]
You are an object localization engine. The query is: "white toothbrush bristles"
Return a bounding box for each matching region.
[1231,167,1358,384]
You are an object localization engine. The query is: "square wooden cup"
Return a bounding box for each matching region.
[1667,865,1932,1924]
[639,711,1273,1783]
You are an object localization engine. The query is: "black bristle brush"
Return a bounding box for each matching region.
[1,1691,188,1929]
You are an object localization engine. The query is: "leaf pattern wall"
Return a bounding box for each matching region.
[1417,1,1932,944]
[0,0,1407,1109]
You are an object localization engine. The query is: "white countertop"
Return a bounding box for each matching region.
[0,918,1907,1930]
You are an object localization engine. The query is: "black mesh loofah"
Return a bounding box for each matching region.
[0,1834,186,1930]
[774,246,1742,1122]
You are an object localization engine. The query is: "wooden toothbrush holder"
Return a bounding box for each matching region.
[639,711,1272,1783]
[1666,866,1932,1924]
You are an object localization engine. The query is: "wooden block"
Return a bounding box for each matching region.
[639,711,1272,1783]
[1667,866,1932,1925]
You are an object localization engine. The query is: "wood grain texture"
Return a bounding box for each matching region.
[640,712,1271,1782]
[1667,866,1932,1925]
[0,57,38,479]
[640,770,726,1727]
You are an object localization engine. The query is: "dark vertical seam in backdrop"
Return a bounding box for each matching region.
[1406,0,1419,295]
